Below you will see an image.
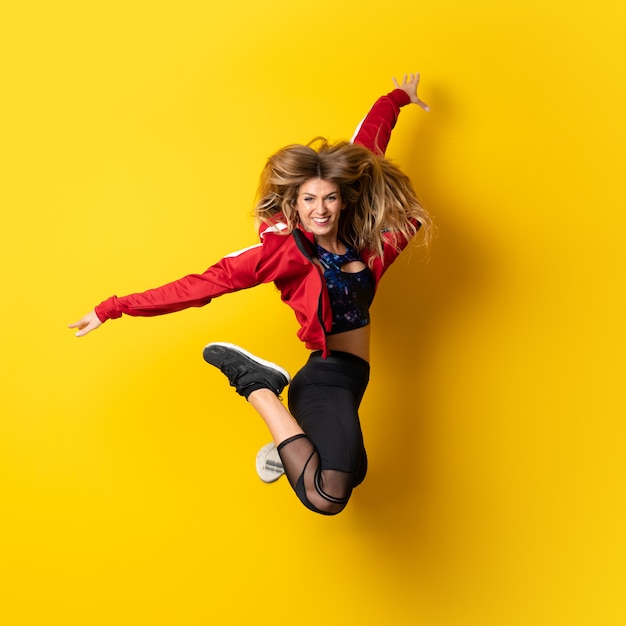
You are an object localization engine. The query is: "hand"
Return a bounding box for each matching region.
[392,73,429,112]
[69,311,102,337]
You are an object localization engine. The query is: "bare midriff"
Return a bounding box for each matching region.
[325,324,371,362]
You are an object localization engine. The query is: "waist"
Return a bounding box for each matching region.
[325,324,370,362]
[308,350,370,369]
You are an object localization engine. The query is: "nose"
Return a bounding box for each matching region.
[313,199,328,213]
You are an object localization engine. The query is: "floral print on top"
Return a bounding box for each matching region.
[316,242,375,335]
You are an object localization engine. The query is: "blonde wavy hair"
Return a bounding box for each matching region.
[254,138,432,264]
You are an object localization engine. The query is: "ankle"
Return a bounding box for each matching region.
[247,387,284,404]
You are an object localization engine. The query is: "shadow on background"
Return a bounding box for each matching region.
[349,84,505,601]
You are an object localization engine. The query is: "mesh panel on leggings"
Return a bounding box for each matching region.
[277,434,353,516]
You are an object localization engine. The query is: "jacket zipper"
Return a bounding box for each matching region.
[291,230,328,344]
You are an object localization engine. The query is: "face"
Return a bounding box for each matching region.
[295,178,345,244]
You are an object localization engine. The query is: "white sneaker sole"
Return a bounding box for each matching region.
[256,442,285,483]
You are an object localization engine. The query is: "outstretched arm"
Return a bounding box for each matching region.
[67,235,295,337]
[68,243,266,338]
[352,72,428,155]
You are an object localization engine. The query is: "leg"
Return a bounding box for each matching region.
[203,343,368,515]
[278,351,370,515]
[203,342,304,443]
[247,389,304,444]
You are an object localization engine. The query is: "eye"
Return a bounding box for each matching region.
[303,196,314,202]
[327,195,337,202]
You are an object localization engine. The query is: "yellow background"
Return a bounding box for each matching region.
[2,1,625,624]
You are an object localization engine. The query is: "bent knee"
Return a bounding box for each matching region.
[302,484,350,516]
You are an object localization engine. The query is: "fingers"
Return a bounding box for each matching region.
[68,319,88,337]
[392,71,429,110]
[407,72,421,86]
[392,72,422,90]
[392,74,414,87]
[417,98,430,112]
[73,321,96,337]
[68,312,101,337]
[396,73,419,85]
[410,72,429,111]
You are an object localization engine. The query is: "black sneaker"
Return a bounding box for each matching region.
[202,342,290,399]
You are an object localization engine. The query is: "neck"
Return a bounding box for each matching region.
[315,236,345,255]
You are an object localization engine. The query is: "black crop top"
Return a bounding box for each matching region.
[316,242,375,335]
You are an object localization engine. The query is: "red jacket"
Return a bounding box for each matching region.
[95,88,416,356]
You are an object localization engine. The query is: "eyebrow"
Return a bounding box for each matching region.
[299,191,338,197]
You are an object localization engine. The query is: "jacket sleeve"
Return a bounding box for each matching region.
[94,243,266,322]
[351,88,411,156]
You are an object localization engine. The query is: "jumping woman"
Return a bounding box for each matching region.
[70,73,432,515]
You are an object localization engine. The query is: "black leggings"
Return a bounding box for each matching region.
[277,350,370,515]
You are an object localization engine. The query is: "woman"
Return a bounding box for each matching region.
[70,73,432,515]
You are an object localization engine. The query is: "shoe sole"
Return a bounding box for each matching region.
[202,342,291,384]
[256,442,285,483]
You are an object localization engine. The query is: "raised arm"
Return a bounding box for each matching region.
[352,72,428,155]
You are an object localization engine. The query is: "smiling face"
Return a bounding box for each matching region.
[295,178,345,248]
